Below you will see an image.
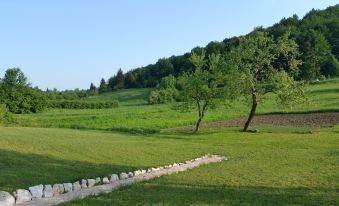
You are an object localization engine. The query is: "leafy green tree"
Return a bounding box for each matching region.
[98,78,107,94]
[148,75,178,105]
[178,51,226,132]
[158,75,176,89]
[2,67,29,87]
[227,31,305,132]
[0,68,47,113]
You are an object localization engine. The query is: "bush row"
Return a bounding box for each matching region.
[47,100,119,109]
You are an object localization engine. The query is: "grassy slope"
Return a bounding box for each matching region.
[0,127,338,205]
[0,78,338,205]
[85,88,152,106]
[12,78,339,131]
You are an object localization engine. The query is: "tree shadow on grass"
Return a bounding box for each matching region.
[62,182,338,206]
[0,149,143,192]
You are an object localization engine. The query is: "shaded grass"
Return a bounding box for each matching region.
[0,127,337,205]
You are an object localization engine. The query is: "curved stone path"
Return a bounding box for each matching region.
[17,155,227,206]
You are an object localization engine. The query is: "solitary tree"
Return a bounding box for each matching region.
[178,51,226,132]
[227,31,305,132]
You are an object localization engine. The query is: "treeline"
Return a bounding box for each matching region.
[94,4,339,92]
[0,68,119,114]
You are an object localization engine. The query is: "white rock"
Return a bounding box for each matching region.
[72,181,81,191]
[63,183,72,193]
[29,184,43,199]
[81,179,87,189]
[43,185,53,198]
[15,189,32,203]
[147,169,152,173]
[0,191,15,206]
[127,172,134,177]
[133,170,141,176]
[110,174,119,182]
[52,184,64,196]
[87,179,96,187]
[141,170,146,174]
[102,177,109,184]
[95,177,101,185]
[119,172,128,179]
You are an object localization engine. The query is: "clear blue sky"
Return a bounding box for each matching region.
[0,0,338,90]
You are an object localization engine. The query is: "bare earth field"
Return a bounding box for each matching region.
[171,112,339,131]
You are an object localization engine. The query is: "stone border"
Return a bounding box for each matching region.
[0,154,227,206]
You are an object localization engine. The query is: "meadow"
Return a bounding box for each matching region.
[12,78,339,132]
[0,78,338,205]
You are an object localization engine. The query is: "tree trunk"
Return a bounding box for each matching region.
[195,102,207,132]
[195,117,202,132]
[243,89,257,132]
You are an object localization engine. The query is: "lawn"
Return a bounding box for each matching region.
[0,127,338,205]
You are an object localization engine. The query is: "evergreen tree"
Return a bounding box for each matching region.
[115,68,125,89]
[98,78,107,94]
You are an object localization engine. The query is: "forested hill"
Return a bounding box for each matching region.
[98,4,339,91]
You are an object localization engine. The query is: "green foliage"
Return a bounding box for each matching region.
[148,75,179,105]
[0,68,47,114]
[10,78,339,131]
[227,31,304,131]
[148,89,178,105]
[92,5,339,89]
[0,104,13,126]
[98,78,107,94]
[273,71,307,108]
[178,51,227,131]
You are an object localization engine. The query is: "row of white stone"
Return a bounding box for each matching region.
[0,154,212,206]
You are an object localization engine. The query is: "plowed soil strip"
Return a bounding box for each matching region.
[171,112,339,131]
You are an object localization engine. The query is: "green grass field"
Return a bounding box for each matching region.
[0,78,338,205]
[12,78,339,131]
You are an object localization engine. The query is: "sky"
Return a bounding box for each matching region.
[0,0,338,90]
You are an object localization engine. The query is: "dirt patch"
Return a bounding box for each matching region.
[171,112,339,131]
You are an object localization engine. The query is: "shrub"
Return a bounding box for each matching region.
[148,89,178,104]
[0,104,13,126]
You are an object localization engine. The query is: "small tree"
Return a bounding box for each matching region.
[98,78,107,94]
[0,68,47,113]
[227,31,305,132]
[148,75,178,105]
[178,51,225,132]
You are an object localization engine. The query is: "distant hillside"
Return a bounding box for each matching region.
[98,4,339,90]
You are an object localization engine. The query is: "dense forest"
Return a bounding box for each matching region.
[96,4,339,91]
